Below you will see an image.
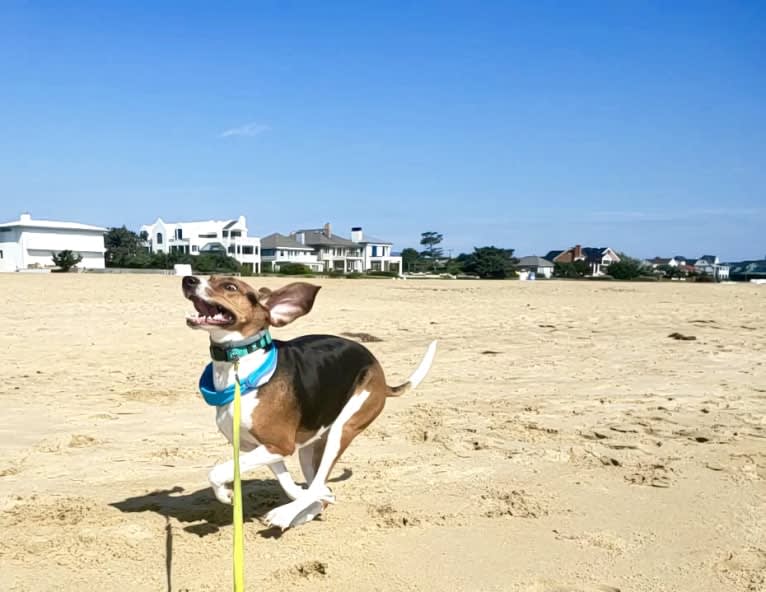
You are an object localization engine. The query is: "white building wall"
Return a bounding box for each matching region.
[22,228,106,269]
[0,226,105,271]
[0,228,22,272]
[140,216,262,272]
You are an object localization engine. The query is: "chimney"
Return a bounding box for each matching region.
[573,244,582,260]
[323,222,332,238]
[351,226,363,242]
[20,212,32,223]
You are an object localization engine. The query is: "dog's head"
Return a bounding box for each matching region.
[182,275,320,342]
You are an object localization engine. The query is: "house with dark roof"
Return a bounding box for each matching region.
[291,223,364,273]
[692,255,729,280]
[548,244,621,276]
[286,223,403,274]
[261,233,323,272]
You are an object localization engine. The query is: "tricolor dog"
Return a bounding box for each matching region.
[182,275,436,529]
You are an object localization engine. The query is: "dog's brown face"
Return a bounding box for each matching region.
[182,275,320,341]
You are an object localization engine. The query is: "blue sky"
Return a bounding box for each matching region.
[1,1,764,260]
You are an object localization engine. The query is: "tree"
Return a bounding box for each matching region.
[462,246,517,279]
[553,260,590,278]
[401,248,421,272]
[419,231,444,259]
[52,250,82,272]
[446,252,469,275]
[658,263,683,279]
[607,253,645,280]
[105,226,144,267]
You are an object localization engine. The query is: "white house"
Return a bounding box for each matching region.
[280,224,403,275]
[515,256,555,279]
[350,227,403,275]
[0,213,106,272]
[291,224,365,273]
[140,216,262,273]
[694,255,730,281]
[261,233,324,272]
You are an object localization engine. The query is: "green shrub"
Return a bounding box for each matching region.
[52,250,82,272]
[366,270,398,277]
[278,263,311,275]
[695,274,715,283]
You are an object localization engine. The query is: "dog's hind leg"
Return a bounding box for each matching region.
[265,371,388,529]
[298,433,327,486]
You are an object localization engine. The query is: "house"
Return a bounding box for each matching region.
[693,255,729,280]
[140,216,261,273]
[547,244,621,276]
[0,213,106,272]
[350,227,402,274]
[291,224,364,273]
[515,256,554,279]
[261,233,323,272]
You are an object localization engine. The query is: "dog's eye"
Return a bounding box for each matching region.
[225,283,238,292]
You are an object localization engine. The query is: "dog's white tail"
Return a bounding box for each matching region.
[388,340,437,397]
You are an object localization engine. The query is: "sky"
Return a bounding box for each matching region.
[1,1,764,260]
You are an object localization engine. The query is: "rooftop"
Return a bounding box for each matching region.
[294,228,358,247]
[0,214,106,233]
[261,233,314,250]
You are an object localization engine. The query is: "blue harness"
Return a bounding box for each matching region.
[198,345,278,406]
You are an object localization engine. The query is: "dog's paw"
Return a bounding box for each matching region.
[213,484,233,505]
[265,499,324,530]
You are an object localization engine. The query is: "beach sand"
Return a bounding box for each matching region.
[1,275,764,592]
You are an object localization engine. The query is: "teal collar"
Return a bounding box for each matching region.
[209,331,273,362]
[198,345,278,406]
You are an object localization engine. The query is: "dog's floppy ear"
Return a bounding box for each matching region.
[261,283,320,327]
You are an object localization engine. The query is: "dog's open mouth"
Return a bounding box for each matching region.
[186,296,235,327]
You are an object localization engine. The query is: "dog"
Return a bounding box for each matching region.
[182,275,437,529]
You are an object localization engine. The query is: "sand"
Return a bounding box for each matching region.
[1,275,764,592]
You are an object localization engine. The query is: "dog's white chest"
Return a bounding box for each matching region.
[215,390,260,449]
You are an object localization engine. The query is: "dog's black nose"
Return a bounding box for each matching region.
[182,276,199,290]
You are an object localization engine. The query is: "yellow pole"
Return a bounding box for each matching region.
[232,361,245,591]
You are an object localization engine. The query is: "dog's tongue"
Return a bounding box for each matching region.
[193,298,218,316]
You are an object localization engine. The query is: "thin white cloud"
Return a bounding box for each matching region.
[219,122,270,138]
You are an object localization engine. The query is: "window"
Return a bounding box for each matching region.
[230,230,241,238]
[242,246,254,255]
[192,245,198,252]
[280,250,286,257]
[0,250,3,259]
[222,231,229,238]
[156,232,163,244]
[175,228,183,240]
[199,233,217,239]
[228,245,235,254]
[372,246,378,257]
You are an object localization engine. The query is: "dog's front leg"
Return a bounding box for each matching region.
[209,445,286,504]
[268,461,306,500]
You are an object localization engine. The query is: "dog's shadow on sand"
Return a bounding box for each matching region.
[110,469,352,539]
